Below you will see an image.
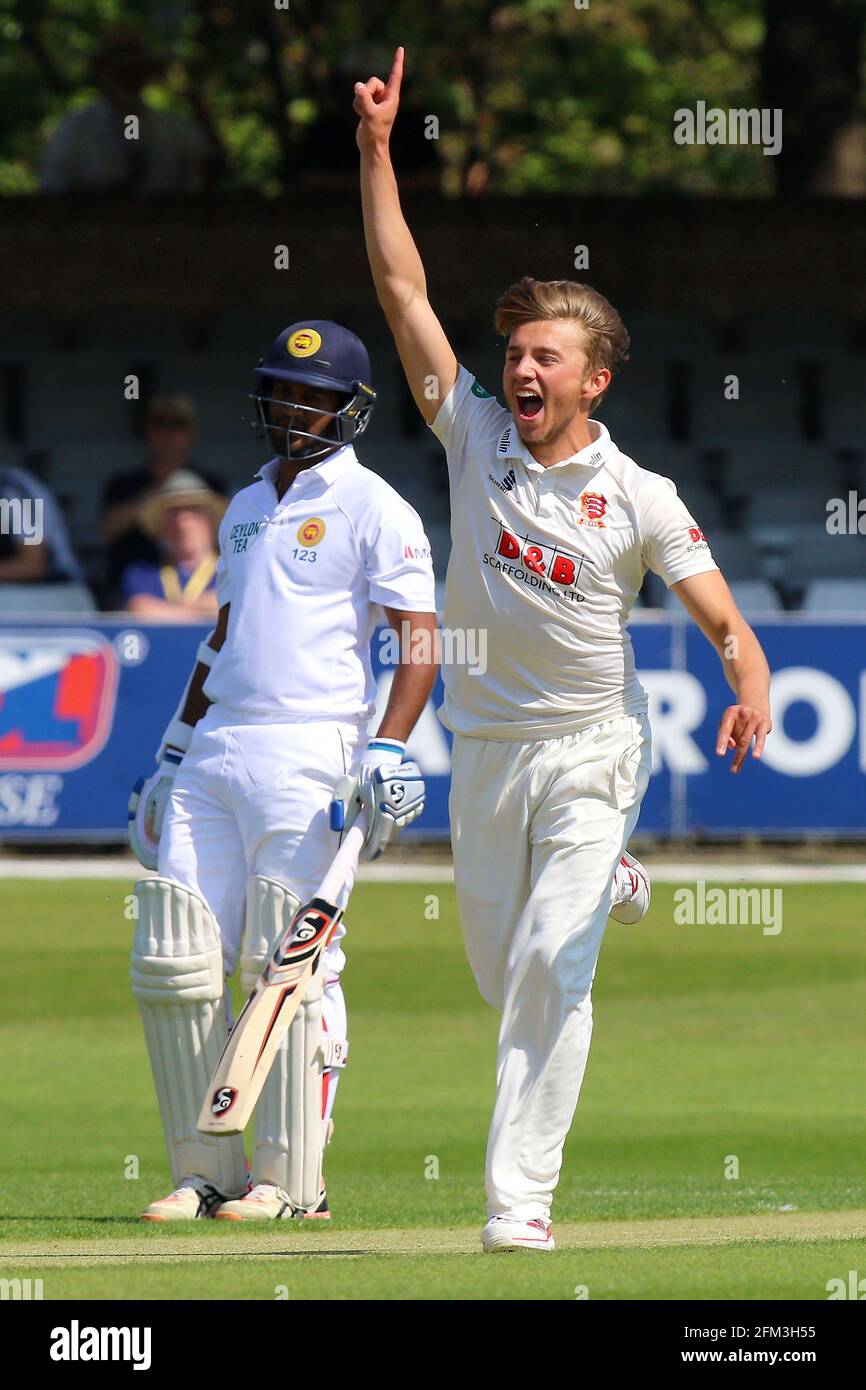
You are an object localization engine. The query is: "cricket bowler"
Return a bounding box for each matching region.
[128,320,437,1220]
[355,49,773,1252]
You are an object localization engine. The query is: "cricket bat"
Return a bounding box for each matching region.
[197,813,367,1136]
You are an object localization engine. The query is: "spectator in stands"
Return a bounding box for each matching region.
[40,27,221,195]
[119,471,226,622]
[0,460,85,586]
[101,393,225,599]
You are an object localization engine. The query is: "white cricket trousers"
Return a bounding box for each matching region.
[449,712,652,1221]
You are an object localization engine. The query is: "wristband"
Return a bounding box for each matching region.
[196,639,218,669]
[367,737,406,758]
[162,717,193,758]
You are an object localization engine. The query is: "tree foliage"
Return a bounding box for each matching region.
[0,0,862,197]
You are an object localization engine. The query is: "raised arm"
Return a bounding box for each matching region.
[671,570,772,774]
[354,47,458,423]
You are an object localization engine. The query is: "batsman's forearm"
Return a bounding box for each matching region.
[375,619,438,742]
[376,663,436,743]
[360,143,427,312]
[172,610,228,741]
[178,662,213,729]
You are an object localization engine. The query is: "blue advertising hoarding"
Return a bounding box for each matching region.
[0,615,864,840]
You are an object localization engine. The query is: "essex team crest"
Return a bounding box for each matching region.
[287,328,323,358]
[578,492,607,527]
[297,517,326,546]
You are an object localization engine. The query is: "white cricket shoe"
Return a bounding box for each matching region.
[481,1215,555,1252]
[609,849,651,924]
[216,1182,295,1221]
[216,1181,330,1221]
[140,1174,228,1222]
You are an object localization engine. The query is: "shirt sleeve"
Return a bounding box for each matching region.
[214,515,232,606]
[429,364,509,486]
[360,491,436,612]
[638,475,719,588]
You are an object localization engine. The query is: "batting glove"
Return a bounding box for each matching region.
[329,738,426,861]
[127,748,185,871]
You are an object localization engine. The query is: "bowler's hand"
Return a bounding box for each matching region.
[716,704,772,774]
[354,46,404,150]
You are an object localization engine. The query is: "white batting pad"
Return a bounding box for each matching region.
[131,877,248,1198]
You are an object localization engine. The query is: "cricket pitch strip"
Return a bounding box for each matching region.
[4,1208,865,1265]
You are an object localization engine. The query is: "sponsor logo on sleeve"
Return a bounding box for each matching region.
[470,381,492,399]
[687,525,709,551]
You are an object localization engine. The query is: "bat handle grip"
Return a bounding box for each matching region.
[317,811,368,905]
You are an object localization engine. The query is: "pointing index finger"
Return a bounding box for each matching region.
[388,46,405,94]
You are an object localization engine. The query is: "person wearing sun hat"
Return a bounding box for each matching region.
[120,470,228,621]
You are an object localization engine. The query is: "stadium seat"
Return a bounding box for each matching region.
[79,310,194,356]
[746,486,836,529]
[801,579,866,613]
[26,354,139,446]
[738,309,849,359]
[660,578,781,614]
[629,443,709,483]
[0,582,96,613]
[596,359,675,443]
[777,528,865,582]
[46,440,143,544]
[158,355,253,441]
[691,356,801,445]
[617,309,719,359]
[718,441,834,494]
[727,580,783,613]
[667,482,724,531]
[700,532,764,580]
[825,357,866,437]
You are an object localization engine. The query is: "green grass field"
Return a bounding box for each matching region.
[1,877,864,1300]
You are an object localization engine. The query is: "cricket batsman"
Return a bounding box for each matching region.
[128,320,437,1220]
[354,49,773,1252]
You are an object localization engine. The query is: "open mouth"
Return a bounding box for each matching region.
[515,389,543,421]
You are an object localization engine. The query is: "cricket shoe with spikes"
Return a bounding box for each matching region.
[216,1181,330,1221]
[609,849,651,924]
[481,1215,555,1252]
[140,1174,230,1222]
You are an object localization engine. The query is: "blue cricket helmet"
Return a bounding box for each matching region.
[251,320,377,461]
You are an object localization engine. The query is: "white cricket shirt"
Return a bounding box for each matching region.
[431,366,719,739]
[203,446,435,723]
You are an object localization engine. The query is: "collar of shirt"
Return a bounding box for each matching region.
[254,444,357,498]
[501,419,615,480]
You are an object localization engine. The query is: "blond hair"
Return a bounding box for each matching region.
[494,277,630,408]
